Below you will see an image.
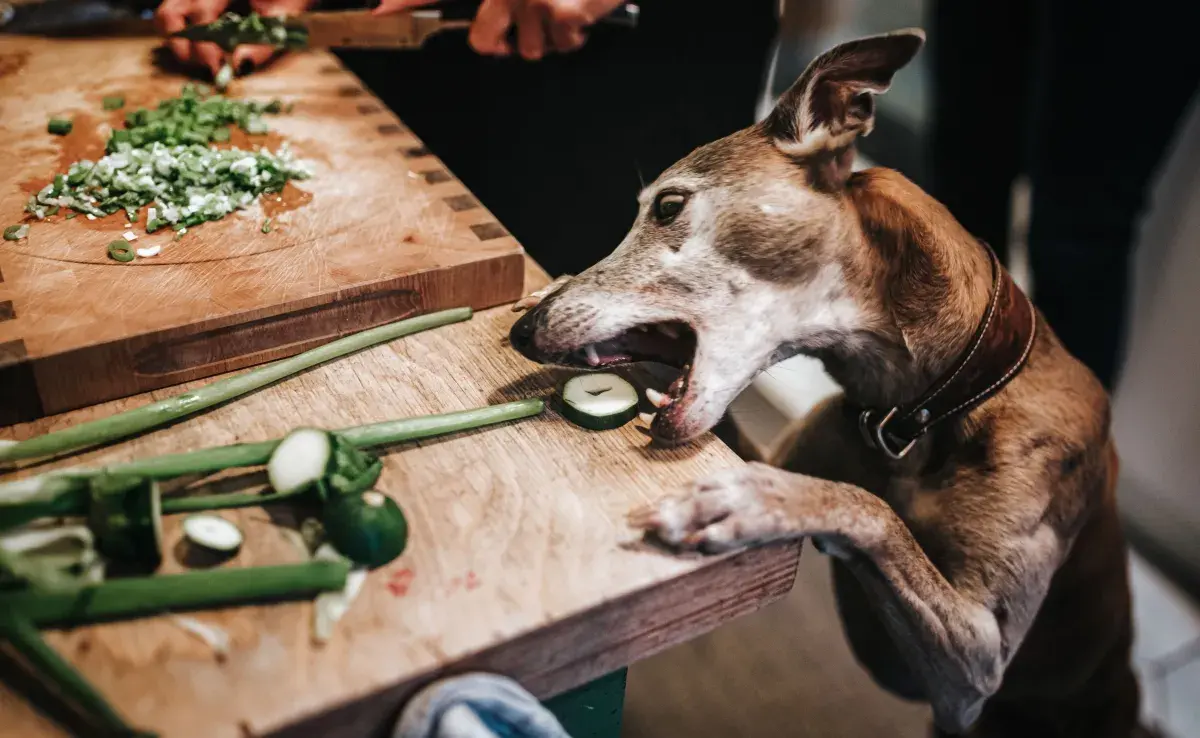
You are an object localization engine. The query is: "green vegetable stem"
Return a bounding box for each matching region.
[0,309,473,468]
[0,399,545,513]
[0,560,350,627]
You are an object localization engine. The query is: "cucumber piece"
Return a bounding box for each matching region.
[267,428,331,495]
[560,373,639,431]
[87,475,163,573]
[182,514,243,554]
[267,428,383,501]
[321,491,407,570]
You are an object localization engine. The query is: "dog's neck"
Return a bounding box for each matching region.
[805,168,995,410]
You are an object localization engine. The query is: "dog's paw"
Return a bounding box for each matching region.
[511,274,573,312]
[627,462,794,554]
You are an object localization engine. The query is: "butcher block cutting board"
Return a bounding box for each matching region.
[0,36,525,425]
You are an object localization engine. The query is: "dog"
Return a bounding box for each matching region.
[507,28,1142,738]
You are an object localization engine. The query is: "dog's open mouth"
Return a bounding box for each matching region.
[559,321,699,442]
[566,321,697,371]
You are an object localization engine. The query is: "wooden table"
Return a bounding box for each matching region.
[0,46,802,738]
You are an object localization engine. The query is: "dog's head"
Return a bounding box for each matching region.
[511,29,925,445]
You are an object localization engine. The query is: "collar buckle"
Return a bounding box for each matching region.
[859,407,918,461]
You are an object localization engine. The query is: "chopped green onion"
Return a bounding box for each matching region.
[214,63,234,92]
[261,217,272,233]
[0,309,474,467]
[107,240,135,263]
[47,118,73,136]
[3,224,28,241]
[101,95,126,111]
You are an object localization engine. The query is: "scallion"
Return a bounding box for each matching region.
[0,399,545,514]
[0,309,474,467]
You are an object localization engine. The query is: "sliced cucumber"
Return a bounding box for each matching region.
[267,428,382,501]
[267,428,331,495]
[321,491,407,569]
[182,514,243,554]
[560,373,639,431]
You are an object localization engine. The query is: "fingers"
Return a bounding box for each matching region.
[515,2,547,60]
[541,0,612,54]
[156,0,194,65]
[548,21,586,53]
[190,0,225,77]
[469,0,515,56]
[155,0,227,76]
[372,0,437,14]
[231,45,277,76]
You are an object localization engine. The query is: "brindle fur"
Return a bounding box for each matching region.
[510,29,1138,737]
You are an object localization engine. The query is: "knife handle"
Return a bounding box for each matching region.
[432,0,639,28]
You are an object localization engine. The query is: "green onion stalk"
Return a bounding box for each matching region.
[0,399,545,527]
[0,308,473,469]
[0,560,349,627]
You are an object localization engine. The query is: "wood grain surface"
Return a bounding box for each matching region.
[0,37,525,425]
[0,261,801,738]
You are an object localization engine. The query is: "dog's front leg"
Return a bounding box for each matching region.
[629,462,1050,734]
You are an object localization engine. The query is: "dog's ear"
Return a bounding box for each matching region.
[765,28,924,184]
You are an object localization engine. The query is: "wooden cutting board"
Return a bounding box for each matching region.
[0,36,525,425]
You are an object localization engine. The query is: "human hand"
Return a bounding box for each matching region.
[373,0,627,59]
[155,0,314,78]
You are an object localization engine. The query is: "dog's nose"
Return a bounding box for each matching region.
[509,310,539,359]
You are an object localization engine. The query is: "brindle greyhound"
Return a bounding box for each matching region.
[507,28,1142,738]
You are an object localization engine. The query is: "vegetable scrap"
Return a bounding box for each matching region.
[214,62,234,92]
[3,224,28,241]
[182,514,243,554]
[47,118,72,136]
[107,240,134,262]
[101,95,125,111]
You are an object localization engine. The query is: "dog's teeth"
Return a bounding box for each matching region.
[657,324,680,339]
[584,344,600,366]
[646,388,672,408]
[638,412,656,426]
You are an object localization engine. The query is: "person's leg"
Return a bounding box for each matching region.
[1025,0,1200,390]
[927,0,1036,265]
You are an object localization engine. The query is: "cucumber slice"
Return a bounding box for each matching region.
[560,373,639,431]
[321,491,407,570]
[182,515,243,554]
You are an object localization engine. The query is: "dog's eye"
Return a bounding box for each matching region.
[652,192,687,224]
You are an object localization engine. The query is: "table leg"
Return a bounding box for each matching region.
[543,669,627,738]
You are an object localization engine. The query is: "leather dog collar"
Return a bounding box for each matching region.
[858,243,1037,460]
